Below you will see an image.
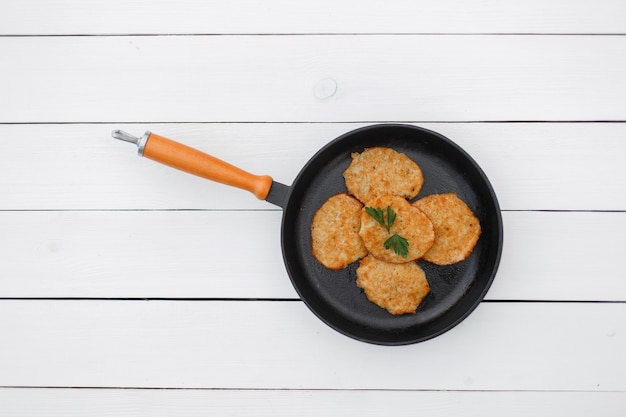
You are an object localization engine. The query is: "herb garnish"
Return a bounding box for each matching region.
[384,233,409,258]
[364,206,395,232]
[365,205,410,258]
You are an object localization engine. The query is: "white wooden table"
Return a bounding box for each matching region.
[1,1,626,415]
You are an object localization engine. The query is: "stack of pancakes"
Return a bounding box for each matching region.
[311,147,481,315]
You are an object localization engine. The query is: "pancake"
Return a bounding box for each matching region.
[359,195,435,263]
[413,193,481,265]
[343,147,424,204]
[356,255,430,315]
[311,193,369,270]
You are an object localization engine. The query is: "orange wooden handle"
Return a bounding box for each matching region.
[143,133,273,200]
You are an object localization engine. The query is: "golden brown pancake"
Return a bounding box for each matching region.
[413,193,481,265]
[356,255,430,315]
[343,147,424,204]
[359,195,435,263]
[311,193,369,270]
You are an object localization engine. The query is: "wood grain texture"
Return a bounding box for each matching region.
[1,388,624,417]
[1,210,625,301]
[1,36,625,123]
[2,123,626,211]
[1,0,625,35]
[0,300,624,391]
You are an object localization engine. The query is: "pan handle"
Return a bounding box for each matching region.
[112,130,273,200]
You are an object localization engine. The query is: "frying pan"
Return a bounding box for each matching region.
[112,124,503,345]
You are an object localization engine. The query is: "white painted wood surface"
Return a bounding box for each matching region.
[1,389,624,417]
[1,0,625,35]
[2,36,625,123]
[1,300,624,390]
[1,0,625,415]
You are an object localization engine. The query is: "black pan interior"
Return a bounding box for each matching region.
[280,124,503,345]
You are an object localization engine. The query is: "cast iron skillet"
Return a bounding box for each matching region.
[112,124,503,345]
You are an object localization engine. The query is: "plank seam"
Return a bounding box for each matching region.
[1,33,626,37]
[0,386,624,393]
[1,120,626,125]
[0,298,624,303]
[1,209,625,213]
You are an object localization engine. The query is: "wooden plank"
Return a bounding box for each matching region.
[0,300,624,390]
[487,212,626,301]
[1,211,625,301]
[1,123,626,211]
[1,0,625,35]
[0,210,293,299]
[1,36,625,123]
[0,388,624,417]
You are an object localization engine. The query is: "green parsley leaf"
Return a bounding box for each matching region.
[384,233,410,258]
[366,205,410,257]
[365,205,396,232]
[386,206,396,230]
[364,206,386,229]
